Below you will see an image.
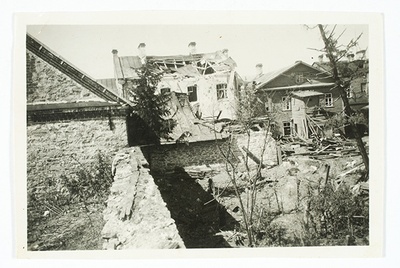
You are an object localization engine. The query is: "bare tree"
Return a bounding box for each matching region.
[313,24,369,174]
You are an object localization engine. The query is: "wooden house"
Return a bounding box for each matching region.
[252,61,341,139]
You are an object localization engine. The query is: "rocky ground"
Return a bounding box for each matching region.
[27,137,369,250]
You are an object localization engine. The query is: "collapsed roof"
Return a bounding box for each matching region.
[113,50,238,80]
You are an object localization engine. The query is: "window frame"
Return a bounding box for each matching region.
[283,121,292,136]
[281,96,292,111]
[187,85,198,102]
[325,93,333,107]
[160,87,171,95]
[295,73,304,84]
[216,83,228,100]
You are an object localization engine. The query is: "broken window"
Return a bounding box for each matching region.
[187,85,198,102]
[216,83,228,100]
[160,87,171,94]
[325,93,333,107]
[282,96,291,111]
[283,122,291,136]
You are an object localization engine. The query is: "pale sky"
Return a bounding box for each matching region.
[27,24,368,80]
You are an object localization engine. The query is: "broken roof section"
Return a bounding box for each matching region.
[112,49,237,80]
[162,92,228,144]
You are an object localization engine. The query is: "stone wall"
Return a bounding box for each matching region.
[101,148,185,249]
[27,118,128,191]
[142,132,277,174]
[26,51,100,103]
[141,139,240,174]
[235,131,278,168]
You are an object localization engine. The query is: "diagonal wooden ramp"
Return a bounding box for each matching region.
[26,33,134,107]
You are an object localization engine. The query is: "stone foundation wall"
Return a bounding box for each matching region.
[27,118,127,190]
[142,132,277,174]
[142,139,241,173]
[101,148,185,249]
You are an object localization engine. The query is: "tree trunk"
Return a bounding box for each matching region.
[318,25,369,174]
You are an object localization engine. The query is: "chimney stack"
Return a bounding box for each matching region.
[112,49,120,78]
[137,43,146,64]
[188,42,197,55]
[255,63,263,76]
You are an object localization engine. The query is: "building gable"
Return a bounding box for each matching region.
[255,61,333,90]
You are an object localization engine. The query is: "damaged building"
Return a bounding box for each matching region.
[111,42,243,121]
[251,61,340,139]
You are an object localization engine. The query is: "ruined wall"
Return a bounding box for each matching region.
[142,133,277,174]
[141,139,240,174]
[27,118,128,191]
[235,131,278,167]
[102,148,185,249]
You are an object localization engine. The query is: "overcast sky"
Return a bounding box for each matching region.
[27,24,368,80]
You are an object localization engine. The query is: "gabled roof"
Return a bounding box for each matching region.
[260,81,335,92]
[113,51,237,80]
[253,61,331,89]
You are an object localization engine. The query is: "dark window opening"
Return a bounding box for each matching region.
[161,87,171,94]
[283,122,291,136]
[188,85,198,102]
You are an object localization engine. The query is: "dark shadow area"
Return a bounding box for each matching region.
[126,112,159,146]
[140,146,239,248]
[150,169,239,248]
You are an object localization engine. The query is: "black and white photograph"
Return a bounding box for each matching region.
[12,11,385,259]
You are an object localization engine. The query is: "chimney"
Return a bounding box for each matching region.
[255,63,263,76]
[137,43,146,64]
[188,42,197,55]
[318,54,324,63]
[347,52,355,62]
[112,49,121,79]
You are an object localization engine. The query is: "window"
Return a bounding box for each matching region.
[283,122,291,136]
[216,83,228,100]
[187,85,198,102]
[325,93,333,107]
[295,74,304,84]
[361,83,368,94]
[346,87,352,98]
[282,96,291,111]
[160,87,171,94]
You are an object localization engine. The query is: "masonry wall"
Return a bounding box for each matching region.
[142,132,278,174]
[142,139,241,174]
[27,118,128,193]
[26,51,100,103]
[101,147,185,249]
